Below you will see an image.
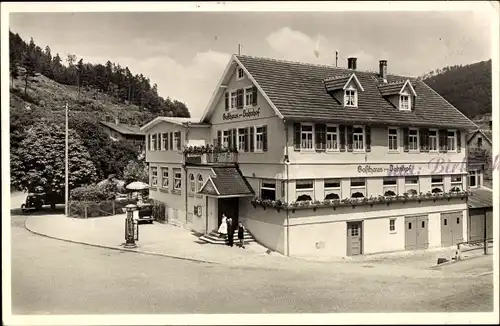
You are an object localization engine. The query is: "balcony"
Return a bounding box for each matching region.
[183,145,238,166]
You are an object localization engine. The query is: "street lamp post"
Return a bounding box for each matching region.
[65,102,69,217]
[124,204,138,248]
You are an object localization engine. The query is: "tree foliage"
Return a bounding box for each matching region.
[422,60,492,119]
[123,160,149,184]
[9,30,190,118]
[10,122,98,196]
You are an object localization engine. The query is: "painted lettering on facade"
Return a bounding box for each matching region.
[222,107,260,121]
[357,164,418,176]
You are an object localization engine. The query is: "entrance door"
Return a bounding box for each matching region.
[217,198,239,230]
[468,213,484,242]
[405,217,417,250]
[346,222,362,256]
[441,212,463,246]
[416,215,429,249]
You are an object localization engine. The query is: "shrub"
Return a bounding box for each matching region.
[70,184,116,202]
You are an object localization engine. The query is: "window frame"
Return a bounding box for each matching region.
[431,176,444,193]
[447,129,457,152]
[151,166,158,187]
[161,167,169,189]
[260,179,276,200]
[352,125,365,152]
[344,88,357,108]
[326,124,340,152]
[173,131,182,151]
[197,174,204,192]
[244,87,254,107]
[389,218,396,232]
[350,178,366,197]
[161,133,168,151]
[450,175,463,192]
[324,178,341,200]
[429,129,439,152]
[222,130,229,148]
[408,128,419,152]
[237,128,246,152]
[399,93,411,111]
[468,170,479,188]
[300,123,314,151]
[189,173,196,194]
[230,91,238,110]
[388,127,399,152]
[254,125,264,152]
[295,179,314,201]
[236,67,245,81]
[151,134,157,151]
[173,168,182,191]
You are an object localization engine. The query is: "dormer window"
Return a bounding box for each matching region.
[344,89,357,107]
[236,67,245,81]
[400,94,410,111]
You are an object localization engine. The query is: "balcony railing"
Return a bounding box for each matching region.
[183,145,238,165]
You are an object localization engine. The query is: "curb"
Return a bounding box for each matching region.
[24,219,221,266]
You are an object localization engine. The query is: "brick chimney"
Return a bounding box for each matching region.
[379,60,388,82]
[347,57,357,70]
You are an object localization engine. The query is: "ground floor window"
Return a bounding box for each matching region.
[431,176,444,193]
[404,176,419,195]
[197,174,204,192]
[189,173,196,194]
[296,179,314,201]
[450,175,462,192]
[389,218,396,232]
[383,177,398,196]
[350,178,366,198]
[173,168,182,191]
[324,178,341,200]
[151,167,158,187]
[261,180,276,200]
[161,167,169,189]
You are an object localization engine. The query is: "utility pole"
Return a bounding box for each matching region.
[335,51,338,68]
[65,102,69,217]
[238,44,242,55]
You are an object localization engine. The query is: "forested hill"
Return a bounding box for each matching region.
[421,59,491,119]
[9,31,190,121]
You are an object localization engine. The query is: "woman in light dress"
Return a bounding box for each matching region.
[218,214,228,238]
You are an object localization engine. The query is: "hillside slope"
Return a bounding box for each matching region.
[422,60,491,120]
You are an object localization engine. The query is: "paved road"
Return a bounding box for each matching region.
[10,213,494,315]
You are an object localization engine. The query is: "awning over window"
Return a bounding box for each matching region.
[198,167,254,198]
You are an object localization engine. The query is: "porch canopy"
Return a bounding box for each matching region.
[198,167,254,198]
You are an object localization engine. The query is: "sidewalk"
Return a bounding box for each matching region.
[24,213,491,278]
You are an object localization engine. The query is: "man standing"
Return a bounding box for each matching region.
[226,216,234,247]
[237,222,245,249]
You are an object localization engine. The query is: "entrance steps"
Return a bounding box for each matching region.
[199,229,256,245]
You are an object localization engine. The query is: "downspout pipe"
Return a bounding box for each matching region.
[284,120,290,257]
[184,122,191,227]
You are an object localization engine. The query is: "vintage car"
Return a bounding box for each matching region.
[135,202,153,224]
[21,192,63,213]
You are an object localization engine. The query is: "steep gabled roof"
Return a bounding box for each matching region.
[140,117,207,132]
[324,73,364,92]
[100,121,144,136]
[234,55,476,129]
[378,79,417,97]
[467,129,493,144]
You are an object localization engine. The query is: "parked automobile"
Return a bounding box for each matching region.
[21,192,64,213]
[135,202,153,224]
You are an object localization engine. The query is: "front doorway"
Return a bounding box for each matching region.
[404,215,429,250]
[441,212,463,246]
[217,198,239,230]
[346,221,363,256]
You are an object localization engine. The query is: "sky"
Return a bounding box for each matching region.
[9,7,494,119]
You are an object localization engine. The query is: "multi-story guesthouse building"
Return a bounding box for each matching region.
[141,55,477,258]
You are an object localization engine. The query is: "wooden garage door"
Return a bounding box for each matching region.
[405,216,429,250]
[468,213,485,242]
[486,210,493,239]
[441,212,463,246]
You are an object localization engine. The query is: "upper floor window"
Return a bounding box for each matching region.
[429,129,439,152]
[301,124,314,150]
[296,179,314,201]
[326,126,339,151]
[230,91,237,110]
[151,134,157,151]
[161,133,168,151]
[353,126,364,151]
[400,94,410,111]
[324,179,341,200]
[450,175,462,192]
[344,89,357,107]
[245,87,255,107]
[447,130,457,151]
[350,178,366,198]
[222,130,229,147]
[388,128,399,151]
[174,131,182,151]
[408,129,419,151]
[477,137,483,148]
[405,176,419,195]
[173,168,182,191]
[431,176,444,193]
[383,177,398,196]
[255,126,264,151]
[197,174,204,192]
[468,170,479,188]
[238,128,247,152]
[236,67,245,81]
[161,167,169,189]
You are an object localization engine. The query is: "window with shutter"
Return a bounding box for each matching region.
[315,124,326,151]
[249,127,254,152]
[262,125,268,151]
[420,128,428,152]
[217,130,222,147]
[457,130,461,152]
[252,86,258,106]
[228,129,233,149]
[169,132,173,150]
[403,128,409,152]
[244,128,249,152]
[293,123,301,151]
[147,134,151,151]
[339,125,346,152]
[232,128,237,150]
[346,126,354,152]
[365,126,371,152]
[224,92,229,111]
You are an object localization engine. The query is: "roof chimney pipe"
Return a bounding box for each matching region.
[115,117,119,125]
[379,60,388,82]
[347,57,357,70]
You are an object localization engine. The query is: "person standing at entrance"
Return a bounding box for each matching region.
[237,222,245,248]
[218,214,228,238]
[226,216,234,247]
